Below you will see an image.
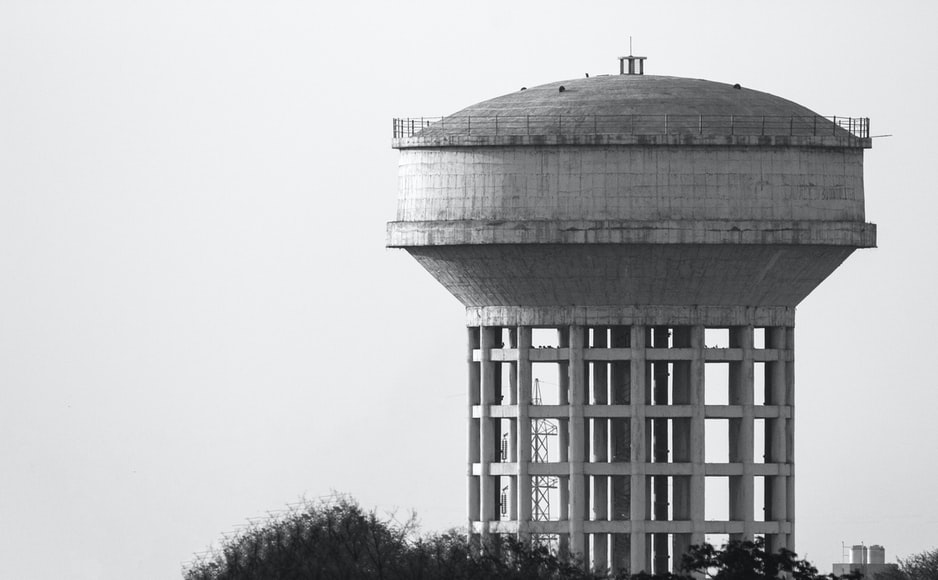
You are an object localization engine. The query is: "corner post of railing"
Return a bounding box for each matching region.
[761,116,766,136]
[730,115,735,136]
[832,116,836,137]
[865,118,870,138]
[699,115,703,135]
[526,115,530,135]
[813,116,817,136]
[410,119,414,136]
[789,116,794,136]
[558,114,562,134]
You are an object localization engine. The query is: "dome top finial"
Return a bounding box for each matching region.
[619,39,646,75]
[618,54,647,75]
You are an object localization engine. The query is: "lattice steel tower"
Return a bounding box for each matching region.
[387,57,875,575]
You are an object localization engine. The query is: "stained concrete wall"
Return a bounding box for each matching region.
[406,244,855,308]
[397,146,865,223]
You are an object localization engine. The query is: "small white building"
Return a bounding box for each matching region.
[833,544,899,579]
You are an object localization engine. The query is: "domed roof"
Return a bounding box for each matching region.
[394,73,867,145]
[451,75,819,119]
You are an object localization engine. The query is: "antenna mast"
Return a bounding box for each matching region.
[531,378,558,539]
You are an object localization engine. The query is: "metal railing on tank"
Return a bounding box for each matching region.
[392,114,869,139]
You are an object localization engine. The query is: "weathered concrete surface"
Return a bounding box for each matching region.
[402,75,857,140]
[395,146,867,223]
[388,219,875,247]
[405,244,855,308]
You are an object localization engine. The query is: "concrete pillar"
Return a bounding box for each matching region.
[630,324,648,574]
[728,326,754,541]
[672,352,692,569]
[765,325,791,554]
[786,326,796,551]
[672,534,691,575]
[479,327,497,531]
[689,325,706,549]
[591,327,609,570]
[560,328,570,404]
[508,476,518,520]
[610,325,632,573]
[559,418,569,462]
[517,326,533,539]
[558,321,571,550]
[468,327,481,534]
[652,326,670,573]
[671,346,692,572]
[568,325,586,558]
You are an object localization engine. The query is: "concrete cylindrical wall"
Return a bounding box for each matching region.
[397,146,865,223]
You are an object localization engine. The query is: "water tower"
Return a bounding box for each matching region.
[387,57,875,575]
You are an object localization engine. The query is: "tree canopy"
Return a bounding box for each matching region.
[675,537,860,580]
[183,496,601,580]
[183,495,862,580]
[885,547,938,580]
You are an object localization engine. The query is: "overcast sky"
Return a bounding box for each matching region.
[1,1,936,578]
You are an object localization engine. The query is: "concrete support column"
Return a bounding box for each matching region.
[568,325,586,559]
[786,327,796,552]
[630,325,648,574]
[559,325,573,556]
[468,327,481,533]
[479,327,497,532]
[591,327,609,571]
[557,326,571,552]
[765,326,790,554]
[728,326,755,541]
[689,325,706,549]
[517,326,533,539]
[610,325,632,574]
[671,331,692,572]
[652,326,670,574]
[560,327,570,404]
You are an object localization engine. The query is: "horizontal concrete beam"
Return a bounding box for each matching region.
[388,219,876,248]
[479,346,787,362]
[471,461,793,477]
[472,404,792,420]
[466,305,796,327]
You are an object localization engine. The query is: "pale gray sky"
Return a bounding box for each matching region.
[1,1,936,578]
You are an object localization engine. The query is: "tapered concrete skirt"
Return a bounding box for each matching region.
[465,307,794,575]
